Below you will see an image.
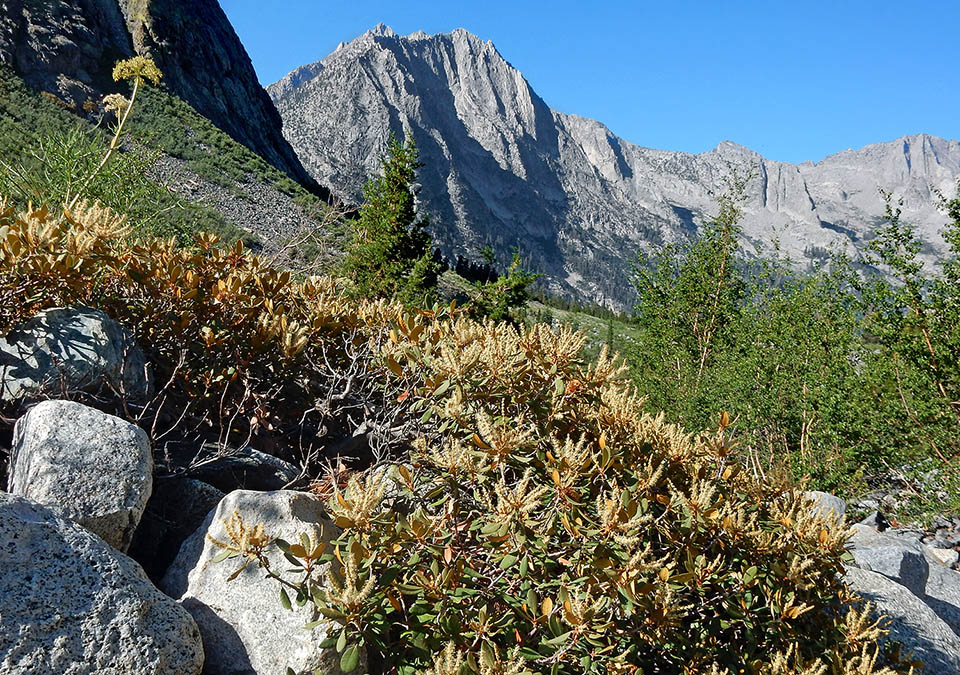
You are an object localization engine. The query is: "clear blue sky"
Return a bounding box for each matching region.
[220,0,958,164]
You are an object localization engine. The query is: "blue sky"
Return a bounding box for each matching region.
[220,0,958,164]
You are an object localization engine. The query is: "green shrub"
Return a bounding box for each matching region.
[844,186,960,515]
[219,319,900,673]
[0,198,405,444]
[626,174,960,508]
[467,251,541,325]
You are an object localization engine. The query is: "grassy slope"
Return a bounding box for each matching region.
[128,86,350,259]
[0,66,243,241]
[130,86,306,197]
[0,66,345,253]
[527,300,640,359]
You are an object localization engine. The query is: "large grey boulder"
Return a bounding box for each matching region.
[845,567,960,673]
[161,490,356,675]
[0,306,152,404]
[849,523,930,598]
[0,493,203,674]
[8,400,153,551]
[923,547,960,639]
[188,444,300,492]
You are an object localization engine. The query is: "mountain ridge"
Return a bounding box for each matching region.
[0,0,313,185]
[269,25,960,308]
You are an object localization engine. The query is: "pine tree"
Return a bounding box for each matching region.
[467,251,540,325]
[342,133,445,305]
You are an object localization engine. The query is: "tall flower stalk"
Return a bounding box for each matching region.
[67,56,162,210]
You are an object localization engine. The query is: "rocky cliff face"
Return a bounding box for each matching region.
[269,25,960,308]
[0,0,312,184]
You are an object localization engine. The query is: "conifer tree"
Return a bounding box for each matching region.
[342,133,445,305]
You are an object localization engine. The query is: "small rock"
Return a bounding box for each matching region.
[926,535,954,550]
[0,306,152,404]
[934,549,960,568]
[880,494,899,510]
[8,400,152,551]
[0,493,203,674]
[858,510,890,532]
[804,490,846,520]
[933,516,953,530]
[844,567,960,672]
[848,524,929,598]
[851,498,880,511]
[162,490,358,674]
[189,443,300,492]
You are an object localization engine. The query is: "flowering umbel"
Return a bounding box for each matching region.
[112,55,162,85]
[101,93,131,118]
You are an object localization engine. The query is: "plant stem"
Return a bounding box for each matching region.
[68,76,141,210]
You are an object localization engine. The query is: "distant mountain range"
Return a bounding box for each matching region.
[2,5,957,310]
[269,24,960,308]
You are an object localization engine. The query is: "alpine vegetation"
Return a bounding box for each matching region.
[1,11,960,675]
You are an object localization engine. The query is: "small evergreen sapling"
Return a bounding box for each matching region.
[467,250,541,324]
[341,134,445,305]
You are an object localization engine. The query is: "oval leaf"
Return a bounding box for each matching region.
[340,645,360,672]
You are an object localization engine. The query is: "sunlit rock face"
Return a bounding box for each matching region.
[271,25,960,309]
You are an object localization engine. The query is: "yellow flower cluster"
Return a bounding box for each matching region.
[112,55,162,85]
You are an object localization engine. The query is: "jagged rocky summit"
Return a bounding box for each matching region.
[0,0,312,184]
[269,25,960,309]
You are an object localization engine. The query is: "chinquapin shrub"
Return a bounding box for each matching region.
[0,197,905,673]
[226,318,908,673]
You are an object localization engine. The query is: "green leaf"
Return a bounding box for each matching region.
[210,549,234,564]
[317,606,348,620]
[279,587,292,611]
[340,645,360,672]
[336,628,347,653]
[433,378,451,397]
[499,554,519,569]
[480,641,496,669]
[526,589,538,613]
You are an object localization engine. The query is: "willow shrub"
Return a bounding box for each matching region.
[629,179,960,515]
